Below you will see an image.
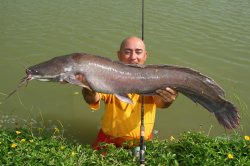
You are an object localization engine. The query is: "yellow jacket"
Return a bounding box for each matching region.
[89,93,157,140]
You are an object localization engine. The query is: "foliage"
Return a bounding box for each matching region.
[146,132,250,166]
[0,127,249,166]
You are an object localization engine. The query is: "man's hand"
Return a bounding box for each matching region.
[154,87,178,108]
[156,87,178,103]
[75,74,88,86]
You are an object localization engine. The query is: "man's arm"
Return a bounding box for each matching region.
[154,87,178,108]
[81,88,100,104]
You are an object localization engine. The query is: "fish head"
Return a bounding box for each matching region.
[26,56,69,81]
[4,54,76,101]
[25,67,53,81]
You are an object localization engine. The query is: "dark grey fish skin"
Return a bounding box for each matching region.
[17,52,240,129]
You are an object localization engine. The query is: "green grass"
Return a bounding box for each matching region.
[0,127,249,166]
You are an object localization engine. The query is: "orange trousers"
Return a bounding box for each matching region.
[93,129,153,150]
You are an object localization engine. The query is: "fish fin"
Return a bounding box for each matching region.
[213,100,240,129]
[115,93,133,104]
[63,75,92,91]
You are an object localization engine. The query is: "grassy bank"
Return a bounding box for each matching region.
[0,127,249,165]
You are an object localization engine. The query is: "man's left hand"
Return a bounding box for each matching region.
[156,87,178,103]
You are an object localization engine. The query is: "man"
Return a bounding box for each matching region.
[77,36,178,149]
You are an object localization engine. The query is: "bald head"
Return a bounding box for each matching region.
[117,36,147,65]
[119,36,146,51]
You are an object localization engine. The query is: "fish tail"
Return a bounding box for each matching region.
[214,101,240,129]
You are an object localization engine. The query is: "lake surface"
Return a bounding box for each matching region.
[0,0,249,144]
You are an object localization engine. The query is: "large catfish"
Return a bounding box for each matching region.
[7,52,240,129]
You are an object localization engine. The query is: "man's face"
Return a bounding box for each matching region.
[117,38,147,65]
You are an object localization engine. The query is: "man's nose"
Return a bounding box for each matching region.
[130,51,137,59]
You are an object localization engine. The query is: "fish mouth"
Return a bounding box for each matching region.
[30,75,57,82]
[26,74,33,80]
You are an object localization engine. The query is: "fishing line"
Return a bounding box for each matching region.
[140,0,145,165]
[140,96,145,165]
[141,0,145,41]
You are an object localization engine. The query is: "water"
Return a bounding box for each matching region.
[0,0,249,144]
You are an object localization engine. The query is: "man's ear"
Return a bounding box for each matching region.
[144,51,148,60]
[117,51,122,61]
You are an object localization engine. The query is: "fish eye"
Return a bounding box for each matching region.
[29,69,40,75]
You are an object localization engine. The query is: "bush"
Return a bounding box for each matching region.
[0,127,249,165]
